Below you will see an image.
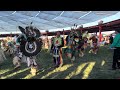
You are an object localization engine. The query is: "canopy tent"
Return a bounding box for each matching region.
[0,11,119,34]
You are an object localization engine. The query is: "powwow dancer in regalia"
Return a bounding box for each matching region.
[89,34,99,54]
[7,38,15,57]
[0,39,8,52]
[64,29,77,62]
[65,30,75,61]
[12,36,24,69]
[1,37,15,57]
[74,35,85,57]
[0,45,7,65]
[65,28,86,62]
[15,22,42,75]
[50,31,64,68]
[82,31,89,49]
[76,30,89,57]
[64,24,78,61]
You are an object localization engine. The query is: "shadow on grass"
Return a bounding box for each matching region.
[30,61,87,79]
[51,46,113,79]
[0,64,29,79]
[51,63,89,79]
[30,66,57,79]
[7,69,30,79]
[41,64,74,79]
[0,46,116,79]
[0,68,17,78]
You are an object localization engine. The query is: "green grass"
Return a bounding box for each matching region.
[0,46,120,79]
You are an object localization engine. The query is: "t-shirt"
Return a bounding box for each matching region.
[110,34,120,48]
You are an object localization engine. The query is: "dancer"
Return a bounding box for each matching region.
[89,34,99,54]
[51,31,64,67]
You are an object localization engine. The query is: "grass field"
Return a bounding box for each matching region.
[0,45,120,79]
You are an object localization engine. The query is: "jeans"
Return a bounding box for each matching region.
[112,47,120,68]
